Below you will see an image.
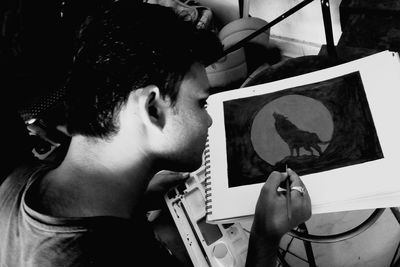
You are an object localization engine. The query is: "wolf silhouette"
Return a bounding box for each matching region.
[273,112,330,157]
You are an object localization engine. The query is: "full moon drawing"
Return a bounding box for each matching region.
[250,94,334,165]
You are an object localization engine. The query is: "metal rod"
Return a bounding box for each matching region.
[242,0,250,18]
[320,0,337,59]
[277,249,291,267]
[221,0,314,58]
[238,0,244,18]
[298,223,317,267]
[288,209,385,243]
[390,207,400,224]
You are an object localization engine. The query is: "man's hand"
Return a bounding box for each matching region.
[246,169,311,267]
[253,168,311,239]
[147,170,190,195]
[143,170,190,211]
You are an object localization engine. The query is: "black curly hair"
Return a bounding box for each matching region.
[64,1,222,138]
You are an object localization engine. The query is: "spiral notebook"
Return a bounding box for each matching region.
[204,50,400,224]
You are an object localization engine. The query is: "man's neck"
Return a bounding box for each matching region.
[38,135,158,219]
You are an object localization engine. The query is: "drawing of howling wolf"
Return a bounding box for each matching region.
[273,112,330,157]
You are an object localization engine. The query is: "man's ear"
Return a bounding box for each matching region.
[137,85,166,129]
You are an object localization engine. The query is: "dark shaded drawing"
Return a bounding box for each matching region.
[273,112,330,157]
[222,71,384,188]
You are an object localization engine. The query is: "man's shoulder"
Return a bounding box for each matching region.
[0,160,53,192]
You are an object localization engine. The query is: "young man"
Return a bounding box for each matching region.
[0,2,311,266]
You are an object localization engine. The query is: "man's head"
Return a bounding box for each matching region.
[64,1,222,139]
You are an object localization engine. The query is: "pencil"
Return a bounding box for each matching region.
[285,164,291,220]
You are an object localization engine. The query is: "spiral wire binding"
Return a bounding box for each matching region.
[204,136,212,215]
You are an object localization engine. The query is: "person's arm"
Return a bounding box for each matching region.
[245,168,312,267]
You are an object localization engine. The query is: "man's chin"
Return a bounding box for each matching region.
[180,159,203,173]
[191,158,203,172]
[163,156,203,173]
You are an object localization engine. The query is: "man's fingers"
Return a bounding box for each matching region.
[265,169,309,199]
[148,171,190,193]
[287,168,305,188]
[266,171,288,191]
[286,168,300,185]
[165,172,190,184]
[286,168,309,198]
[287,170,312,221]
